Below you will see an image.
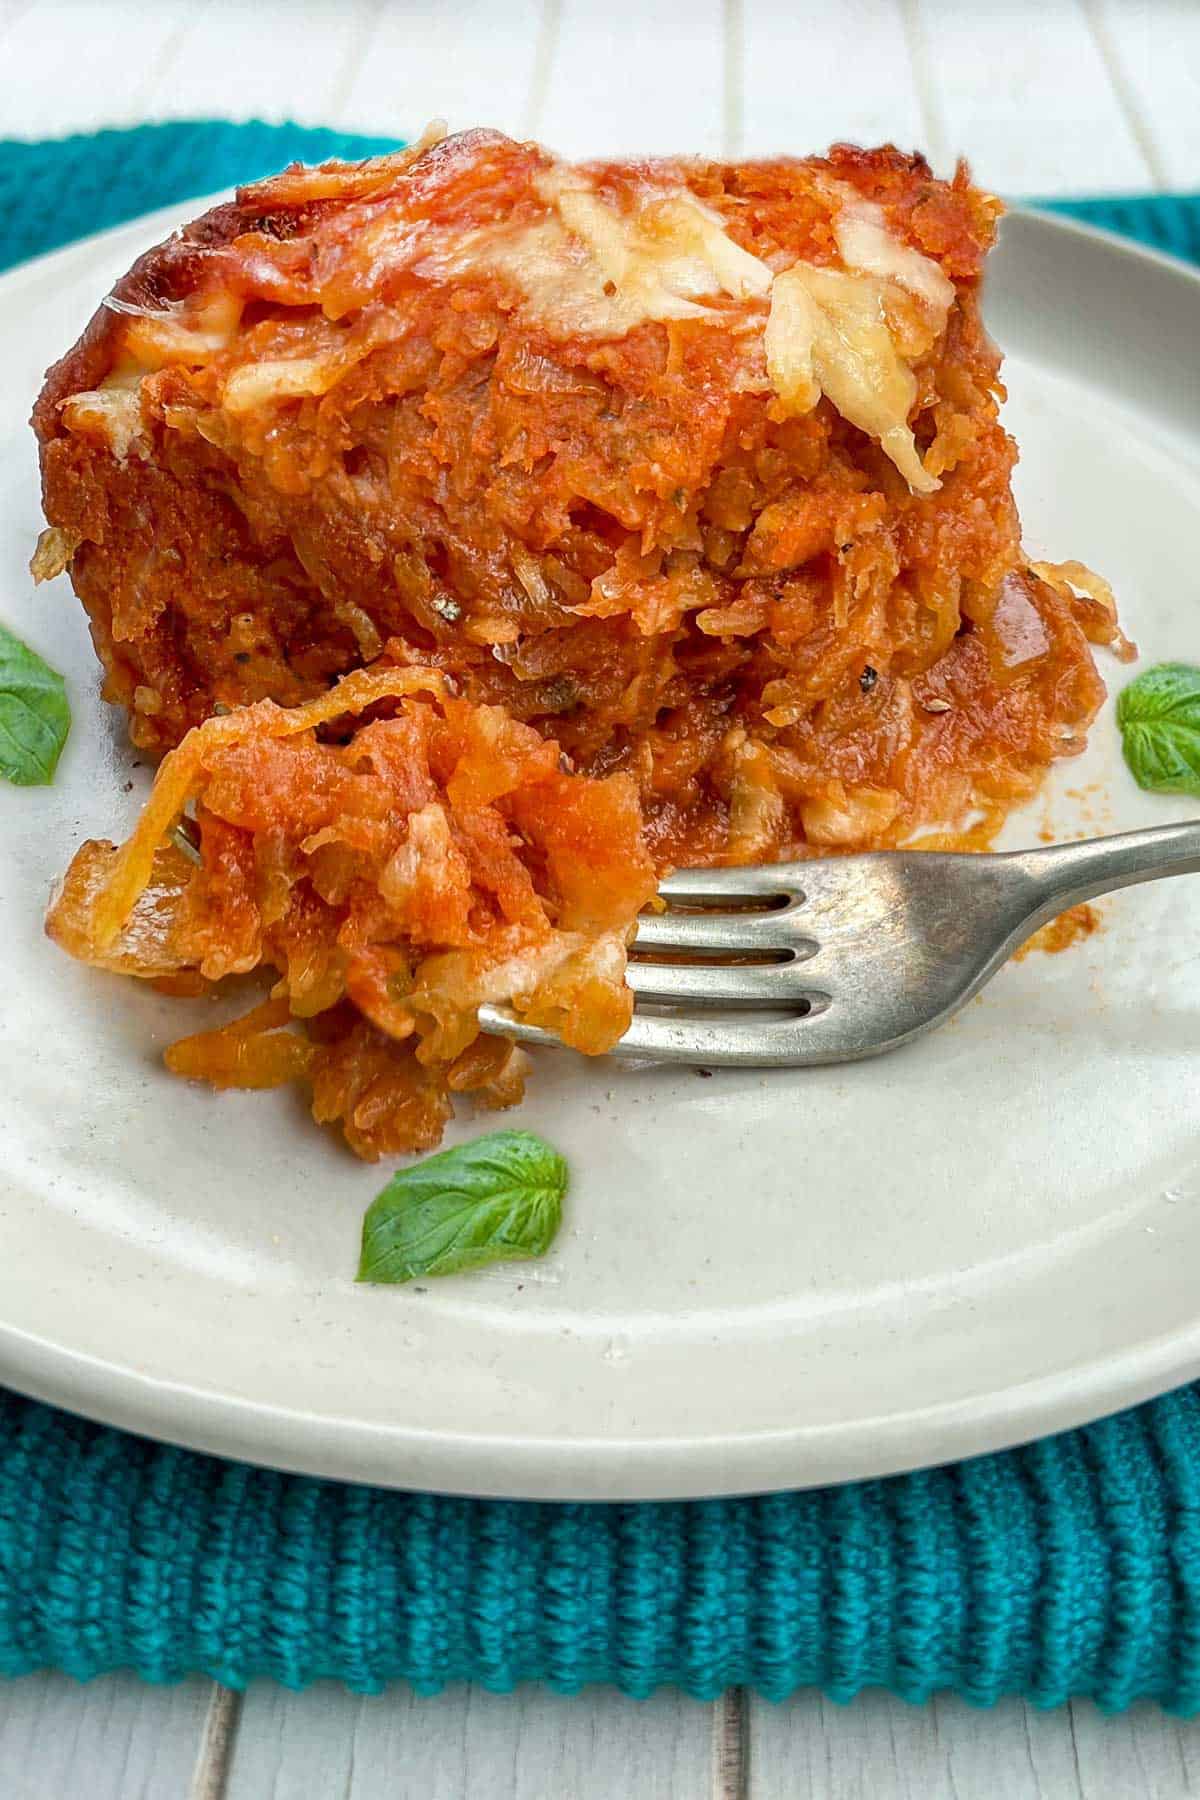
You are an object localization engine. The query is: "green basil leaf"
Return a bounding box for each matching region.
[1116,663,1200,798]
[358,1129,569,1284]
[0,621,71,786]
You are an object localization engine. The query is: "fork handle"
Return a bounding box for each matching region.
[1010,820,1200,926]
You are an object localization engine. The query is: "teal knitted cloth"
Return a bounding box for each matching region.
[3,123,1200,1707]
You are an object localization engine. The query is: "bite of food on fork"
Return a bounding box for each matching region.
[482,822,1200,1066]
[35,128,1153,1155]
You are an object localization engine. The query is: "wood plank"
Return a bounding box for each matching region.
[0,0,40,33]
[330,0,544,144]
[912,0,1154,194]
[740,0,927,161]
[189,1686,242,1800]
[143,0,383,131]
[0,1671,213,1800]
[1088,0,1200,191]
[1068,1699,1200,1800]
[0,0,202,137]
[748,1691,1088,1799]
[224,1680,712,1800]
[539,0,725,158]
[713,1687,748,1800]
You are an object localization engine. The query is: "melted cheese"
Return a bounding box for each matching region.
[67,154,955,496]
[59,385,144,459]
[109,291,244,372]
[431,171,773,341]
[222,356,339,413]
[764,264,940,494]
[546,174,773,305]
[434,166,946,492]
[831,192,955,314]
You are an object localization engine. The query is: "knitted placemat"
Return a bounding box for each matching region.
[2,122,1200,1708]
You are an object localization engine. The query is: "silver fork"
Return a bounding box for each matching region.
[478,822,1200,1066]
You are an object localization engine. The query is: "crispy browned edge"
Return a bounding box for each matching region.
[30,128,525,440]
[31,187,343,442]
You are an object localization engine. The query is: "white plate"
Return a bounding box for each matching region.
[2,203,1199,1501]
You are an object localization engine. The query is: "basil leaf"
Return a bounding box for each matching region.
[1116,663,1200,798]
[358,1129,569,1284]
[0,622,71,786]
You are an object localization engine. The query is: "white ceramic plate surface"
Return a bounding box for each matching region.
[1,201,1199,1501]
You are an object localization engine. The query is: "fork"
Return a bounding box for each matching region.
[478,822,1200,1066]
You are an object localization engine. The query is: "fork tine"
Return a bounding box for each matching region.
[633,907,805,954]
[656,864,799,904]
[477,1002,872,1066]
[626,959,820,1007]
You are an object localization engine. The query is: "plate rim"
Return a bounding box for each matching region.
[4,200,1200,1501]
[4,1301,1200,1501]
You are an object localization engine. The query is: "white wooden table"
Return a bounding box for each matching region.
[3,1,1200,1793]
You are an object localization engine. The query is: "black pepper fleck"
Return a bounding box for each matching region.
[540,675,580,714]
[859,665,878,694]
[233,652,250,664]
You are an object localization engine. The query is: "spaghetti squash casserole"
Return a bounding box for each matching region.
[36,128,1131,1155]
